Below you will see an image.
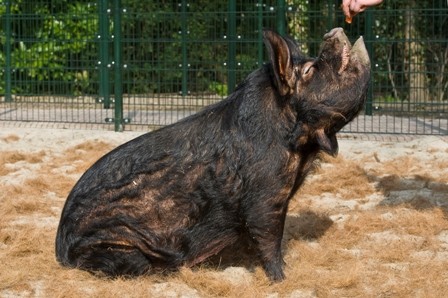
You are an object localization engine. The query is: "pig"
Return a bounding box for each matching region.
[55,27,370,281]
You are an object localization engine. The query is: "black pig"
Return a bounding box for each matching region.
[55,28,370,281]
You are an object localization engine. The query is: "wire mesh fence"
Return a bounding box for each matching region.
[1,0,447,134]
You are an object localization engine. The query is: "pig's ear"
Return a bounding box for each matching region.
[316,129,339,157]
[263,29,296,96]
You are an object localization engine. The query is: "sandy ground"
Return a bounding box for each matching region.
[1,127,448,297]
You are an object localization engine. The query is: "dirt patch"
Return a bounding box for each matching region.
[1,128,447,297]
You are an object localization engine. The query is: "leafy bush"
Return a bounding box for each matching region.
[2,1,98,95]
[208,81,228,97]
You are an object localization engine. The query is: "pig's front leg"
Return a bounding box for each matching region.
[260,236,286,282]
[244,199,289,282]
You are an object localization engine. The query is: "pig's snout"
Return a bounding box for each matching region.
[323,27,344,40]
[324,28,370,70]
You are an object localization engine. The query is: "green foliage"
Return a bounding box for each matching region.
[375,95,400,103]
[120,1,273,94]
[208,81,228,97]
[2,0,98,95]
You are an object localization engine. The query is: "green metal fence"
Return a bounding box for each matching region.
[1,0,447,134]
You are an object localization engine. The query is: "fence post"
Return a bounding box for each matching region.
[257,0,263,67]
[180,0,188,97]
[276,0,286,35]
[98,0,111,109]
[113,0,124,132]
[364,10,373,116]
[326,0,334,30]
[227,0,236,95]
[4,1,12,102]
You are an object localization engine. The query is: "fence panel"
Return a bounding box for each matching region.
[1,0,447,134]
[0,0,114,128]
[344,1,448,135]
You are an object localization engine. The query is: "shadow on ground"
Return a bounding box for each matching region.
[203,211,333,271]
[372,174,448,217]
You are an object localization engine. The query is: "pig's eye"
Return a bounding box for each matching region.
[302,62,315,78]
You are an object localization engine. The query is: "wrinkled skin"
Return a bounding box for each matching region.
[55,28,370,282]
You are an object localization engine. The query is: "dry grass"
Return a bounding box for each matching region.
[1,132,447,297]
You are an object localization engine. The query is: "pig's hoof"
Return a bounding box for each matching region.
[265,264,285,282]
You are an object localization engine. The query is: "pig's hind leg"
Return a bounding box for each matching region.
[72,242,153,277]
[66,227,185,277]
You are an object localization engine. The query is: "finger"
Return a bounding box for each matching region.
[341,0,351,17]
[358,5,367,12]
[350,1,363,13]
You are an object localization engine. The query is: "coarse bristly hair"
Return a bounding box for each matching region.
[55,27,371,282]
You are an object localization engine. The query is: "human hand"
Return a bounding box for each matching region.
[342,0,383,23]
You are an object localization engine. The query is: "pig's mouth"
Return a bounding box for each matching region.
[322,27,370,75]
[338,42,350,74]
